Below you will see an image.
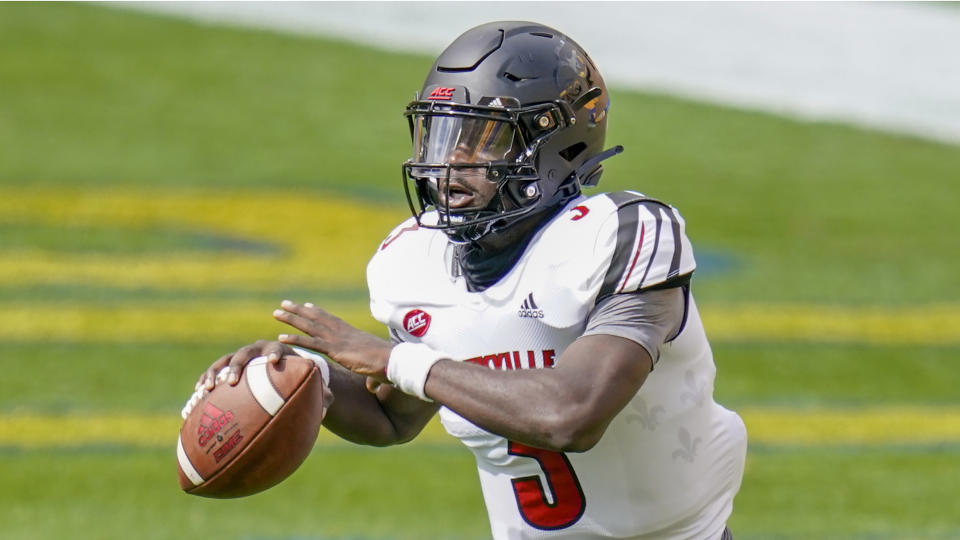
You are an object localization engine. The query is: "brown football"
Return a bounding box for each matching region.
[176,355,326,498]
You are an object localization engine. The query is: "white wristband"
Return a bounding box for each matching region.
[291,346,331,387]
[386,342,446,402]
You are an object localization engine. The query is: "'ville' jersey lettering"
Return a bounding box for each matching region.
[367,191,747,540]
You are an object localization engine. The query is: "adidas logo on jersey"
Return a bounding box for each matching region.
[518,293,544,319]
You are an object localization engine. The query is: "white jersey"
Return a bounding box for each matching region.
[367,191,747,539]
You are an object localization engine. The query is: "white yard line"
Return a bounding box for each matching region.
[118,1,960,146]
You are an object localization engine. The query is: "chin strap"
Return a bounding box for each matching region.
[576,145,624,187]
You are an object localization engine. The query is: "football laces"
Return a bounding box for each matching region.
[180,367,231,419]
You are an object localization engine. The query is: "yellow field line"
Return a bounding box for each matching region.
[3,407,960,449]
[1,187,959,345]
[0,412,455,449]
[701,304,960,345]
[741,406,960,446]
[0,187,403,289]
[0,302,383,343]
[0,302,958,345]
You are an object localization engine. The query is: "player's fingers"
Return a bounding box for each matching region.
[298,300,334,319]
[226,341,268,385]
[321,381,334,411]
[277,333,328,353]
[365,377,382,394]
[280,299,325,316]
[278,300,340,328]
[201,353,233,391]
[273,308,326,338]
[261,341,288,364]
[277,334,332,356]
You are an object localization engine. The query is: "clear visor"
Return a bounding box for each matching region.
[412,115,521,166]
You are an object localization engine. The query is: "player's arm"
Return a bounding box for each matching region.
[196,336,438,447]
[427,332,651,452]
[420,288,681,452]
[320,364,439,446]
[275,288,682,453]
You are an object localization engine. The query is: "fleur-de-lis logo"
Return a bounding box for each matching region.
[680,370,705,408]
[672,427,701,463]
[626,398,665,431]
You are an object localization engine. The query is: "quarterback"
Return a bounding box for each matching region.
[194,21,746,539]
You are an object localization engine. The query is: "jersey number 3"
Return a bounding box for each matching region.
[508,441,586,530]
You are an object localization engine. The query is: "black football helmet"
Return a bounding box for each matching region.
[402,21,622,243]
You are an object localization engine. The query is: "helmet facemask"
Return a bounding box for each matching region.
[402,98,575,244]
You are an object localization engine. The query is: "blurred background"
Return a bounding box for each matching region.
[1,2,958,539]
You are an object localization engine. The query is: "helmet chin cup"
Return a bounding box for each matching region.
[402,161,543,244]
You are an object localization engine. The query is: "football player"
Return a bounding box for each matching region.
[191,21,746,539]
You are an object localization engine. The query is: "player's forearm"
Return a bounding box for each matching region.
[423,361,604,452]
[421,335,651,452]
[322,362,437,446]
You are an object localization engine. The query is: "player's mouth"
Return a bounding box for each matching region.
[437,181,480,209]
[446,183,478,209]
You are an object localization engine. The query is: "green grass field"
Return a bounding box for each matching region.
[1,4,958,539]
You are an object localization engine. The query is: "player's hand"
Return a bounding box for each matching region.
[273,300,393,383]
[198,340,294,391]
[181,340,294,419]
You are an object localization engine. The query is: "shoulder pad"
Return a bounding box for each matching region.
[521,192,693,328]
[376,216,424,253]
[367,217,451,323]
[594,191,696,300]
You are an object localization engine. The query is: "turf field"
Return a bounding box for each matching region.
[1,4,958,539]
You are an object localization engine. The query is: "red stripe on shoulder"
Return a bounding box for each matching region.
[380,223,419,251]
[616,222,646,294]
